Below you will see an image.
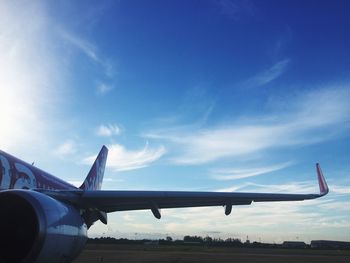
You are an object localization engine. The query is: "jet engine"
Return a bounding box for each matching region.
[0,190,87,263]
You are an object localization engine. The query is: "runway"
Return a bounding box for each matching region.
[73,244,350,263]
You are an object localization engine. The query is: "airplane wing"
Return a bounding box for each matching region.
[38,163,328,219]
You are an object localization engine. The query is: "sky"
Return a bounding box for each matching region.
[1,0,350,243]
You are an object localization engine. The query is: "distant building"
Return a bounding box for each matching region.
[311,240,350,249]
[282,241,307,248]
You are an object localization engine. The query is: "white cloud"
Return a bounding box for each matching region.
[122,213,136,222]
[212,161,293,180]
[0,1,64,153]
[156,195,348,242]
[59,29,99,62]
[217,0,256,21]
[83,143,166,171]
[103,177,124,183]
[89,182,350,242]
[53,140,77,157]
[319,202,350,211]
[245,59,290,87]
[96,124,122,137]
[96,83,113,95]
[216,180,318,194]
[59,28,115,79]
[330,185,350,195]
[67,180,82,187]
[145,87,350,164]
[93,191,350,243]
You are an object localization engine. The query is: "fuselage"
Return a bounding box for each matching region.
[0,150,76,191]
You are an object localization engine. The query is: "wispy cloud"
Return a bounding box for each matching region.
[212,161,293,181]
[83,143,166,171]
[96,83,113,95]
[89,181,350,242]
[319,202,350,211]
[59,29,99,62]
[216,0,256,21]
[111,195,347,243]
[162,203,324,231]
[330,185,350,195]
[67,180,82,187]
[145,87,350,164]
[216,180,318,193]
[96,124,122,137]
[245,59,290,88]
[58,28,116,81]
[53,140,77,157]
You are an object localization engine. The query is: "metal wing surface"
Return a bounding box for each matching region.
[39,164,328,218]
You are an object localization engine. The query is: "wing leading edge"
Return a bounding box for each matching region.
[40,163,329,221]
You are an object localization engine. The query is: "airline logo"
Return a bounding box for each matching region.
[0,154,37,190]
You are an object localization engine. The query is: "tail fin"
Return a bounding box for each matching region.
[80,146,108,191]
[316,163,329,196]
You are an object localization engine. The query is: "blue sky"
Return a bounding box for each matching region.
[1,0,350,243]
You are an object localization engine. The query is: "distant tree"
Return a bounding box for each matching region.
[166,236,173,242]
[204,236,213,243]
[213,238,224,243]
[225,238,241,244]
[184,235,203,243]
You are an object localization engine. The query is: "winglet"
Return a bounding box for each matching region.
[316,163,329,196]
[80,146,108,191]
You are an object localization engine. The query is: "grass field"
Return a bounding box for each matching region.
[73,244,350,263]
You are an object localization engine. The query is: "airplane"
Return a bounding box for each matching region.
[0,146,329,263]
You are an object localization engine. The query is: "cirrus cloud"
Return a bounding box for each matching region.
[83,143,166,171]
[145,86,350,164]
[212,161,293,181]
[96,124,122,137]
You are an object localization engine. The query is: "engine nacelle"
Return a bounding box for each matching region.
[0,190,87,263]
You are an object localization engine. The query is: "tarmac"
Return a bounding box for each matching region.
[73,244,350,263]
